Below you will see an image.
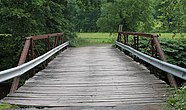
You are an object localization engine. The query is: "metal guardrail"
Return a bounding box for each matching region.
[0,41,69,83]
[116,41,186,80]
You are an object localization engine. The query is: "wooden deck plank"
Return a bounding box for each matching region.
[2,44,169,107]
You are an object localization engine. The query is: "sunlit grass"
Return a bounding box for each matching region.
[76,33,117,47]
[75,32,185,47]
[158,33,186,39]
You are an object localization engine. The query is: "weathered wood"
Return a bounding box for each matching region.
[3,100,166,107]
[2,44,169,107]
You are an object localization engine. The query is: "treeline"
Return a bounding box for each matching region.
[69,0,186,33]
[0,0,76,71]
[0,0,77,36]
[0,0,185,36]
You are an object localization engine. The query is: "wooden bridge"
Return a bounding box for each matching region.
[1,31,186,109]
[2,45,168,108]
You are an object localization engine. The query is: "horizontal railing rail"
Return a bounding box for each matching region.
[116,41,186,80]
[0,42,69,82]
[0,32,68,93]
[120,32,158,38]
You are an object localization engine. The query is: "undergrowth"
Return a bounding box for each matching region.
[167,85,186,110]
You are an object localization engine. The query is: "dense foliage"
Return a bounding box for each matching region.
[0,35,22,71]
[65,0,186,33]
[160,38,186,68]
[138,36,186,69]
[0,0,77,70]
[97,0,153,32]
[155,0,186,33]
[68,0,101,32]
[2,0,183,34]
[0,0,74,36]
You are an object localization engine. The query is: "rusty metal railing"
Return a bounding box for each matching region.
[116,29,179,88]
[0,33,69,93]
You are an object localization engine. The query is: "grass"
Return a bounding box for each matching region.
[0,103,19,110]
[76,33,117,47]
[158,33,186,39]
[75,32,185,47]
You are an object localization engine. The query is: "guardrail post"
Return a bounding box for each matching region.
[153,37,177,88]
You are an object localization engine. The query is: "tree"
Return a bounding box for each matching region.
[76,0,101,11]
[156,0,186,33]
[67,0,101,32]
[0,0,74,36]
[0,0,35,36]
[97,0,154,32]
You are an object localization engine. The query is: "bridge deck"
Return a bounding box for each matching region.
[2,45,169,107]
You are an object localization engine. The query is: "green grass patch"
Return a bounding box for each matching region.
[76,33,117,47]
[158,33,186,39]
[0,103,19,110]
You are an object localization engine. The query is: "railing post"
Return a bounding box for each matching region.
[124,35,126,44]
[10,37,31,93]
[153,37,177,88]
[118,25,123,32]
[126,35,129,45]
[117,32,121,42]
[150,37,156,74]
[10,77,20,94]
[62,35,64,43]
[136,36,139,50]
[133,36,139,50]
[54,36,58,47]
[57,34,60,46]
[47,35,50,51]
[117,24,123,43]
[30,38,36,76]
